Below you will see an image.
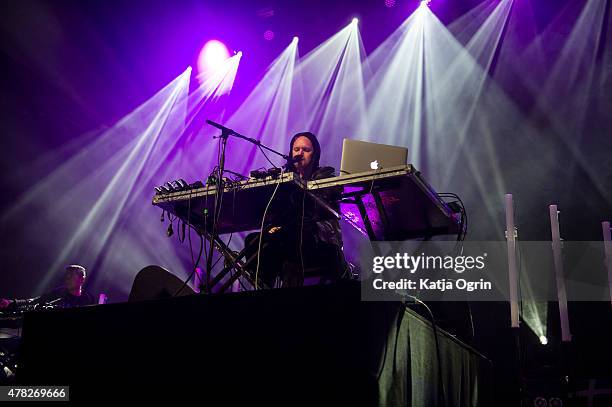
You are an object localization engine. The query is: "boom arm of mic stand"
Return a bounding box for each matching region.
[205,119,290,160]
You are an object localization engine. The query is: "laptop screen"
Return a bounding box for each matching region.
[340,139,408,174]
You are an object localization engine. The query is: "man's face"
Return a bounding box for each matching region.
[292,136,314,171]
[64,270,85,291]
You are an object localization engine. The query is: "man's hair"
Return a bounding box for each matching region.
[65,264,86,278]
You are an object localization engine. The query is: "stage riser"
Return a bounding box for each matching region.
[18,282,486,404]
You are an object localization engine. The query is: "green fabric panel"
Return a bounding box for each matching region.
[377,307,487,407]
[377,309,412,406]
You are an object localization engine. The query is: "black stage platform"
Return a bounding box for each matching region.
[18,281,490,405]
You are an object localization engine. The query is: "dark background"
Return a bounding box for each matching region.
[0,1,611,402]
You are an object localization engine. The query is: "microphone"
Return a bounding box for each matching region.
[291,154,303,162]
[287,154,303,164]
[284,154,303,170]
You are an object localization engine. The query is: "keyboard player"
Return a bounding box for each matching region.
[0,265,95,312]
[243,132,349,287]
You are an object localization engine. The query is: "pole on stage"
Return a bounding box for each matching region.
[505,194,523,406]
[549,205,571,342]
[505,194,520,328]
[602,221,612,307]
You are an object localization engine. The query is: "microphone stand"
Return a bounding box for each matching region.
[202,125,229,294]
[203,120,291,294]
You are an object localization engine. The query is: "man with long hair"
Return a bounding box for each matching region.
[244,132,347,288]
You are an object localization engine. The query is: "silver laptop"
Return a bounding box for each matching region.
[340,139,408,174]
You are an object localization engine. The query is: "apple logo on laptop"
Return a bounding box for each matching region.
[370,160,379,170]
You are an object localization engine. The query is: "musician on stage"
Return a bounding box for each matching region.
[244,132,348,287]
[0,265,95,312]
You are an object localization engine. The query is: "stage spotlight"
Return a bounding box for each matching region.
[534,397,547,407]
[539,335,548,345]
[419,0,431,7]
[292,36,299,44]
[549,398,563,407]
[352,17,359,25]
[263,30,274,41]
[197,40,230,75]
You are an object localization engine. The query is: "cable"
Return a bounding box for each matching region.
[439,192,468,241]
[437,193,475,341]
[194,232,204,287]
[201,142,226,293]
[171,165,247,296]
[174,225,204,296]
[258,145,278,169]
[467,299,476,341]
[224,169,249,180]
[368,171,378,195]
[202,138,223,293]
[190,170,248,292]
[187,191,195,266]
[255,168,284,289]
[174,190,204,296]
[299,189,306,282]
[204,169,230,282]
[213,176,242,289]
